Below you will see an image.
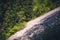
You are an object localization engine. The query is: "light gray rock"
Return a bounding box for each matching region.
[7,7,60,40]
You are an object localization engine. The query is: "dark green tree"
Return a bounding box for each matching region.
[0,0,33,40]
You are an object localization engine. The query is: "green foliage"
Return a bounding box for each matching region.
[6,22,27,38]
[33,0,60,18]
[0,0,60,40]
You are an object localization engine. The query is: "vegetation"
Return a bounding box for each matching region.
[0,0,60,40]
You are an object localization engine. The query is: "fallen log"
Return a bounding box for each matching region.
[7,7,60,40]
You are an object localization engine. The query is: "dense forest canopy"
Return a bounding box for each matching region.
[0,0,60,40]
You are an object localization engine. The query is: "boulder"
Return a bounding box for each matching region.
[7,7,60,40]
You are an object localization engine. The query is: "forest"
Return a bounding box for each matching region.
[0,0,60,40]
